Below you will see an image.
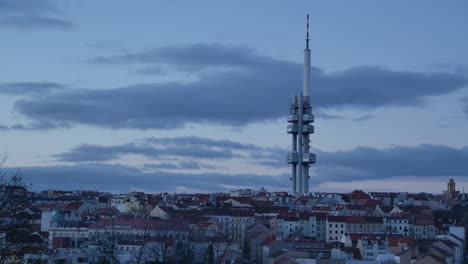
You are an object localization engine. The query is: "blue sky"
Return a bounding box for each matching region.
[1,0,468,193]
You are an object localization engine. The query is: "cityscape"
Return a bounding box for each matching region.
[1,177,468,263]
[1,1,468,263]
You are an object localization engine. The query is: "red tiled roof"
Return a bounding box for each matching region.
[388,237,413,247]
[95,208,115,216]
[36,203,58,210]
[449,233,463,242]
[345,216,365,223]
[413,217,434,226]
[350,190,371,200]
[356,199,383,207]
[441,239,458,247]
[328,216,347,222]
[406,194,429,201]
[312,206,332,211]
[340,204,366,211]
[62,202,84,210]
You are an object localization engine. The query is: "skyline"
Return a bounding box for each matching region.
[1,0,468,193]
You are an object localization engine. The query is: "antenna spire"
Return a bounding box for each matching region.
[306,14,310,49]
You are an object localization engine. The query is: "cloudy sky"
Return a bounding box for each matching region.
[1,0,467,194]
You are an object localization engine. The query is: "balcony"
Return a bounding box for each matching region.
[287,114,299,123]
[287,152,298,164]
[303,114,314,123]
[303,125,314,134]
[302,153,316,164]
[287,124,299,134]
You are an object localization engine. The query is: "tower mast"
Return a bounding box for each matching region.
[304,14,311,99]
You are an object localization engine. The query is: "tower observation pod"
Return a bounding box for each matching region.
[287,14,316,194]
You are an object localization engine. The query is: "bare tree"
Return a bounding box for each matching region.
[92,219,120,264]
[0,152,34,263]
[144,220,185,263]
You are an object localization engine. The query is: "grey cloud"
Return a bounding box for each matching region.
[21,140,468,192]
[0,121,59,131]
[19,143,468,193]
[144,163,180,170]
[16,163,285,193]
[0,82,64,95]
[13,44,468,129]
[54,144,123,162]
[315,112,346,120]
[353,114,375,122]
[53,137,243,163]
[132,66,167,76]
[315,144,468,182]
[59,137,468,182]
[0,0,74,30]
[144,161,216,170]
[255,144,468,183]
[90,44,264,73]
[461,97,468,117]
[144,136,260,151]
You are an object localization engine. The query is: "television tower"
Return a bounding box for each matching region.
[287,15,316,194]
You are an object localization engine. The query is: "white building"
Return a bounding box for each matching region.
[327,216,347,242]
[384,217,409,237]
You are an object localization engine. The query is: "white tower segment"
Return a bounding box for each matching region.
[287,14,316,195]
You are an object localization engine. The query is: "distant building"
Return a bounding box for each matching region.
[444,179,459,195]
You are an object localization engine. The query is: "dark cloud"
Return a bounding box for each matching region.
[315,112,346,120]
[12,44,468,129]
[260,143,468,181]
[314,144,468,182]
[53,136,468,189]
[143,161,217,170]
[0,82,64,95]
[53,137,246,163]
[0,0,74,30]
[144,136,260,151]
[10,133,468,192]
[54,144,124,162]
[353,114,375,122]
[0,121,59,131]
[132,66,167,76]
[16,163,285,193]
[17,143,468,192]
[461,97,468,117]
[248,143,468,182]
[144,163,180,170]
[90,44,263,73]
